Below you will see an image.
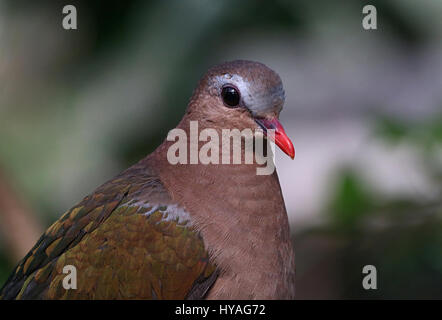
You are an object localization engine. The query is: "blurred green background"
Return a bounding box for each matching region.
[0,0,441,299]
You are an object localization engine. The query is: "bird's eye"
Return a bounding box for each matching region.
[221,86,240,107]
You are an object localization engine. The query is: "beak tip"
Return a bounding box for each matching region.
[288,146,295,160]
[278,141,295,159]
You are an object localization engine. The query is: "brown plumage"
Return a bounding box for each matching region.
[0,60,295,300]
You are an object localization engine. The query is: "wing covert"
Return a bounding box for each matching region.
[0,164,217,299]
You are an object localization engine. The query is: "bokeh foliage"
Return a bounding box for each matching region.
[0,0,441,298]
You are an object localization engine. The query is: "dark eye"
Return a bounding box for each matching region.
[221,86,240,107]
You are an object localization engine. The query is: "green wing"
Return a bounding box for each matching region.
[0,165,217,299]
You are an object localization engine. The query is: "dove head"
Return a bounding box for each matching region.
[188,60,294,159]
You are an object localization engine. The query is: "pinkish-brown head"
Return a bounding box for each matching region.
[188,60,294,159]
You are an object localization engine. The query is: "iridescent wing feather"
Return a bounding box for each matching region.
[0,164,217,299]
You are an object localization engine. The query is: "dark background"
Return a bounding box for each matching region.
[0,0,441,299]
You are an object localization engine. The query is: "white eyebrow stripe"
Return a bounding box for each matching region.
[214,74,254,108]
[213,73,285,115]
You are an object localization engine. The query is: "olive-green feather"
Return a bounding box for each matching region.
[0,165,217,300]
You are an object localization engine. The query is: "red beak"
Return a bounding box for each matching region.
[255,118,295,159]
